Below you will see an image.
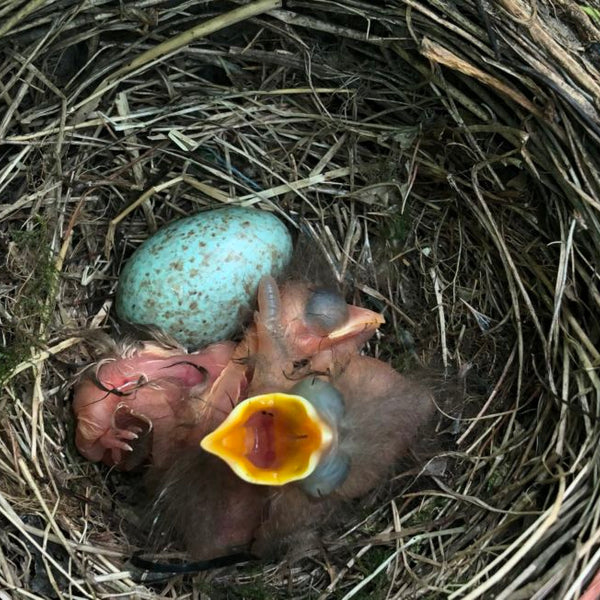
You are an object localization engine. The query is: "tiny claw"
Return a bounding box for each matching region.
[96,429,138,452]
[111,403,153,435]
[110,443,133,465]
[128,426,145,435]
[116,430,139,441]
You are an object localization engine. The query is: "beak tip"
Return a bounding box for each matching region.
[327,315,385,340]
[199,436,211,453]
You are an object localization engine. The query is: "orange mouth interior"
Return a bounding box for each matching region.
[200,393,332,486]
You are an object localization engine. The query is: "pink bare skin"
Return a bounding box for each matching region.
[581,568,600,600]
[148,277,435,561]
[73,280,381,471]
[276,280,384,360]
[168,278,386,454]
[73,341,235,469]
[203,278,384,400]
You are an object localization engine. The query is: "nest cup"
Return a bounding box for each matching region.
[1,1,599,598]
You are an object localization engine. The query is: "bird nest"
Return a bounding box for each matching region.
[2,0,600,598]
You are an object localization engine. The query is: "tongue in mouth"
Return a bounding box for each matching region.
[200,391,333,486]
[245,410,277,469]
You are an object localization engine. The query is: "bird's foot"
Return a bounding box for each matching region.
[96,402,153,465]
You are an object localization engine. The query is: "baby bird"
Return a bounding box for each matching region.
[73,340,235,469]
[147,277,435,561]
[196,278,385,430]
[72,279,383,470]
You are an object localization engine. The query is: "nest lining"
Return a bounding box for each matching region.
[1,0,600,598]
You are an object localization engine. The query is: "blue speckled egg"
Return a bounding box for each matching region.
[115,207,292,347]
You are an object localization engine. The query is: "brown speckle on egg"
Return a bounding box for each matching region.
[115,207,292,346]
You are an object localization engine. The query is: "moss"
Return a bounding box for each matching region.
[485,459,510,493]
[411,498,446,526]
[0,218,58,384]
[378,333,419,373]
[385,211,411,246]
[330,547,393,600]
[195,578,283,600]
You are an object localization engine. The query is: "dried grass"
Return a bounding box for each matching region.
[1,0,600,598]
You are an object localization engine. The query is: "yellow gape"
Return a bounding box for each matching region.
[201,393,334,486]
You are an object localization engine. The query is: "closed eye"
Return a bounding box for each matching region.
[304,288,349,335]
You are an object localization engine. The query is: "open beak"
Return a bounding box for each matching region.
[200,392,334,486]
[327,305,385,340]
